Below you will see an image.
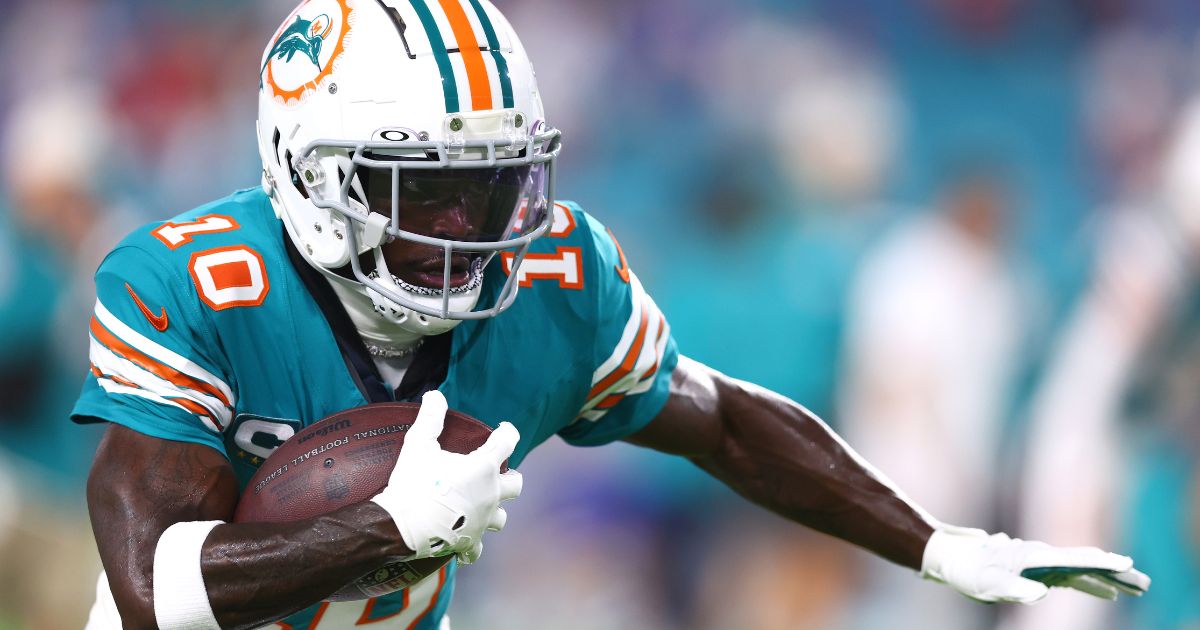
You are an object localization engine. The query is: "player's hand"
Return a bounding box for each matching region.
[370,390,523,564]
[921,525,1150,603]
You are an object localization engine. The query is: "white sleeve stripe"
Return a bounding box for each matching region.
[581,301,653,410]
[90,335,229,420]
[91,338,231,430]
[90,336,232,429]
[95,379,222,434]
[588,273,651,386]
[580,280,670,421]
[628,316,670,396]
[94,300,235,406]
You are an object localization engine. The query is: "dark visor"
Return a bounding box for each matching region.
[361,164,532,243]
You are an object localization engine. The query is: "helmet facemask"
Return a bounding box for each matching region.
[293,117,560,331]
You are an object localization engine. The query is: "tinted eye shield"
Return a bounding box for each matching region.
[362,164,531,244]
[292,127,561,320]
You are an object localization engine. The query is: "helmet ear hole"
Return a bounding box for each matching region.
[285,150,310,200]
[271,128,282,166]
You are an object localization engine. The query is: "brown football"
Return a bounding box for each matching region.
[234,401,499,601]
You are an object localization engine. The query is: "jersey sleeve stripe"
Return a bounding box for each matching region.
[587,275,650,382]
[586,301,649,400]
[580,273,670,420]
[595,393,624,409]
[96,350,220,424]
[93,300,235,406]
[94,378,222,434]
[89,336,233,428]
[627,314,671,397]
[91,363,141,390]
[634,313,667,384]
[170,397,218,419]
[90,316,232,411]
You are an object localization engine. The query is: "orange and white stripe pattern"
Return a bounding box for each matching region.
[578,273,670,422]
[88,300,235,433]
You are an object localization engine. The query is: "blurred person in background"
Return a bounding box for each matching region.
[839,161,1029,630]
[1002,24,1200,630]
[666,24,904,630]
[0,84,135,627]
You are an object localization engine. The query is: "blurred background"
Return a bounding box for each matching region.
[1,0,1199,628]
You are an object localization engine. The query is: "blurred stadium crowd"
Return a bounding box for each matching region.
[1,0,1199,628]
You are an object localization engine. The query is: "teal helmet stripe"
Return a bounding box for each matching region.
[408,0,460,113]
[466,0,514,109]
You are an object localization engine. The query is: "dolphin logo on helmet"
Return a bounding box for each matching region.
[260,14,333,85]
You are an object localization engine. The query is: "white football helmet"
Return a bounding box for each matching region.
[257,0,560,336]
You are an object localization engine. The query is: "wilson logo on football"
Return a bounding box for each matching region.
[260,0,353,105]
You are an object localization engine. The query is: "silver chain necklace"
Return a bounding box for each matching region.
[366,338,424,359]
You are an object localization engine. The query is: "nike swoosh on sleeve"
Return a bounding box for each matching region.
[125,283,169,332]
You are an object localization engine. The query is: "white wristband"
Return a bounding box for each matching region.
[153,520,225,630]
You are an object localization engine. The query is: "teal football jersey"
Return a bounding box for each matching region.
[71,188,678,629]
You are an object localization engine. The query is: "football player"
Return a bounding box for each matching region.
[74,0,1149,628]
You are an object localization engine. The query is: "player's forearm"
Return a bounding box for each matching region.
[697,371,934,569]
[201,502,410,630]
[89,424,412,629]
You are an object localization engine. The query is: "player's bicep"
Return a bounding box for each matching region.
[624,355,725,457]
[88,423,237,626]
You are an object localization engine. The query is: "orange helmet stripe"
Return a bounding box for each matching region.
[438,0,493,111]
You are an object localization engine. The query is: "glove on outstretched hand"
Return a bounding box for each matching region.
[921,525,1150,603]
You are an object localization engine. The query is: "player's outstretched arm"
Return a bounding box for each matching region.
[625,356,1149,603]
[87,392,520,630]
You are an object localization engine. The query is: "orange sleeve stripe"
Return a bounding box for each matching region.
[588,303,650,400]
[109,374,141,389]
[438,0,493,110]
[93,364,216,425]
[638,313,668,382]
[171,398,214,418]
[596,393,625,410]
[91,363,142,390]
[89,317,231,409]
[639,360,659,383]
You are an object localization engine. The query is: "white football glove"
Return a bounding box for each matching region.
[921,525,1150,603]
[370,390,523,565]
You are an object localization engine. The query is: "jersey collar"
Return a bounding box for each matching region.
[282,228,451,403]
